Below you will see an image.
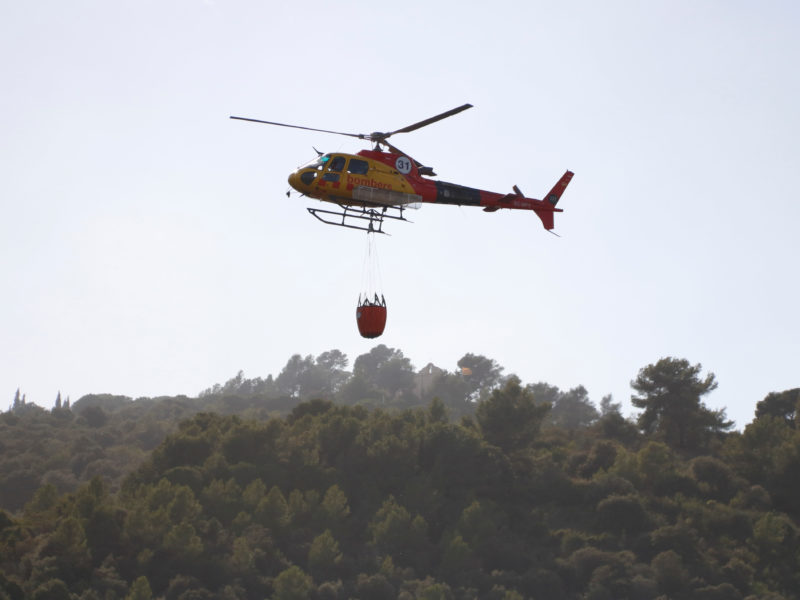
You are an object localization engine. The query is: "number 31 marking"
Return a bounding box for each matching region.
[395,156,412,174]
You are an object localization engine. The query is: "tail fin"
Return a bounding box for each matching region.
[532,170,573,230]
[545,170,574,207]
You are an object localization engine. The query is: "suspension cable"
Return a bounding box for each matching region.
[359,231,384,304]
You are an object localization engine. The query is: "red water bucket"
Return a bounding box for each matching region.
[356,303,387,338]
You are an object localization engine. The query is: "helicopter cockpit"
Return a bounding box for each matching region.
[289,154,370,190]
[292,154,327,185]
[303,154,332,170]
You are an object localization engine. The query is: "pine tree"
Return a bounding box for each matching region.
[127,576,153,600]
[631,357,732,450]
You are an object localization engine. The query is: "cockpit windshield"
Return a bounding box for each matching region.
[301,154,332,170]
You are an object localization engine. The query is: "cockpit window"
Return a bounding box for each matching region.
[347,159,369,175]
[302,154,331,170]
[329,156,346,172]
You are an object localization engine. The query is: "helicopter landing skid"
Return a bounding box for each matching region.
[307,204,410,234]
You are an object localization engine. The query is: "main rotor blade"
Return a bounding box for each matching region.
[387,103,473,136]
[231,102,473,146]
[229,116,365,139]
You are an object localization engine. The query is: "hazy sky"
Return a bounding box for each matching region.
[2,1,798,428]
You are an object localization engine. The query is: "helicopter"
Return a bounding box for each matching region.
[231,104,574,234]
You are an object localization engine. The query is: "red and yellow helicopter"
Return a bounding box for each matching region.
[231,104,573,234]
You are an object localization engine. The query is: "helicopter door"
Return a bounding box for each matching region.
[322,155,346,185]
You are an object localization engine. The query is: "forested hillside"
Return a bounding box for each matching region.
[1,348,798,599]
[0,346,588,513]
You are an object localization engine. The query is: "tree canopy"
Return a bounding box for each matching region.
[2,349,798,599]
[631,357,733,450]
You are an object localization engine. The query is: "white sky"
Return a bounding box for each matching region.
[2,1,798,429]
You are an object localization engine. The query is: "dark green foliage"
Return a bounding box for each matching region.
[631,357,733,450]
[0,348,510,512]
[80,405,108,428]
[755,388,799,426]
[0,469,40,513]
[689,455,744,502]
[349,344,416,404]
[272,565,314,600]
[595,494,649,534]
[355,573,395,600]
[693,581,742,600]
[651,549,688,595]
[2,353,799,599]
[31,580,71,600]
[591,410,641,445]
[127,575,153,600]
[456,353,504,402]
[475,377,549,453]
[723,416,800,518]
[577,440,618,478]
[548,385,599,430]
[72,394,133,413]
